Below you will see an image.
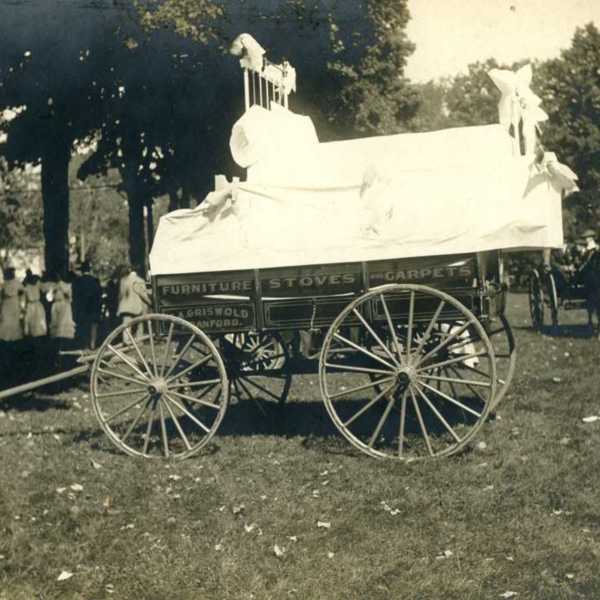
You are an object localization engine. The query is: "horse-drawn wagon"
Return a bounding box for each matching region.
[0,39,576,462]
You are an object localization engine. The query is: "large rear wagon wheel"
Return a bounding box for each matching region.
[319,284,496,461]
[91,314,228,459]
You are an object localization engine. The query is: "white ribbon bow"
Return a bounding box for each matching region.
[488,64,548,155]
[534,151,579,194]
[230,33,265,72]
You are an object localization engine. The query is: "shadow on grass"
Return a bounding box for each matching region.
[513,322,596,338]
[0,376,88,413]
[68,391,484,461]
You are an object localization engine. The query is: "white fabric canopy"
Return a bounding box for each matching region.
[151,122,567,276]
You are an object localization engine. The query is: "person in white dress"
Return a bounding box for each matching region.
[0,267,24,342]
[117,264,152,342]
[23,273,47,337]
[49,273,75,340]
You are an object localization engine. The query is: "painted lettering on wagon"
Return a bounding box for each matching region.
[171,305,254,330]
[160,280,253,296]
[265,273,357,290]
[370,265,473,284]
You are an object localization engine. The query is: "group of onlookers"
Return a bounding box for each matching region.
[0,262,99,349]
[0,261,152,386]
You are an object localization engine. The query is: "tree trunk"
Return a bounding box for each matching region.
[168,189,179,213]
[41,141,71,277]
[127,190,146,274]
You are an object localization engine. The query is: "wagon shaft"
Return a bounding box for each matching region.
[0,365,90,401]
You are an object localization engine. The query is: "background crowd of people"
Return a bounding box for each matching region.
[0,261,152,388]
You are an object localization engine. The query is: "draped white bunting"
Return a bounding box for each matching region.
[488,64,548,156]
[230,33,265,72]
[533,151,579,194]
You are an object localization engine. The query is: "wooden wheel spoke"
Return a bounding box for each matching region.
[159,402,170,458]
[107,344,150,382]
[99,356,141,379]
[121,398,151,443]
[419,373,491,388]
[406,291,415,357]
[104,393,150,424]
[445,334,481,354]
[95,387,147,399]
[447,365,489,406]
[97,367,148,388]
[166,353,213,384]
[324,362,395,376]
[164,394,211,434]
[418,381,482,418]
[163,396,193,451]
[239,378,269,416]
[169,378,222,389]
[453,361,493,380]
[415,385,461,443]
[168,389,221,410]
[333,332,396,371]
[418,351,486,372]
[230,379,250,402]
[342,382,396,427]
[237,375,283,403]
[142,404,157,455]
[409,387,434,456]
[419,321,473,364]
[380,294,405,366]
[351,308,400,367]
[164,334,197,380]
[160,323,175,377]
[368,393,396,448]
[147,319,158,377]
[127,332,154,380]
[329,376,395,400]
[398,390,407,457]
[413,300,446,356]
[245,351,287,365]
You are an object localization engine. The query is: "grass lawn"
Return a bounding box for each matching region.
[1,292,600,599]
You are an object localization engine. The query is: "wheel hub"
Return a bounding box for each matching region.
[395,366,417,390]
[148,378,168,397]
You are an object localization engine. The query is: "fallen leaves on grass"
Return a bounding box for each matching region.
[500,592,517,599]
[317,521,331,529]
[70,483,83,492]
[273,544,285,558]
[232,503,245,515]
[91,459,103,470]
[57,570,74,581]
[582,415,600,423]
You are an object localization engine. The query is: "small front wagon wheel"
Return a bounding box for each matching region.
[528,270,544,331]
[319,284,496,461]
[91,314,228,459]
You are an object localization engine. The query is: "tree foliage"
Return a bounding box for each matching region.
[0,157,43,255]
[536,23,600,194]
[137,0,419,137]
